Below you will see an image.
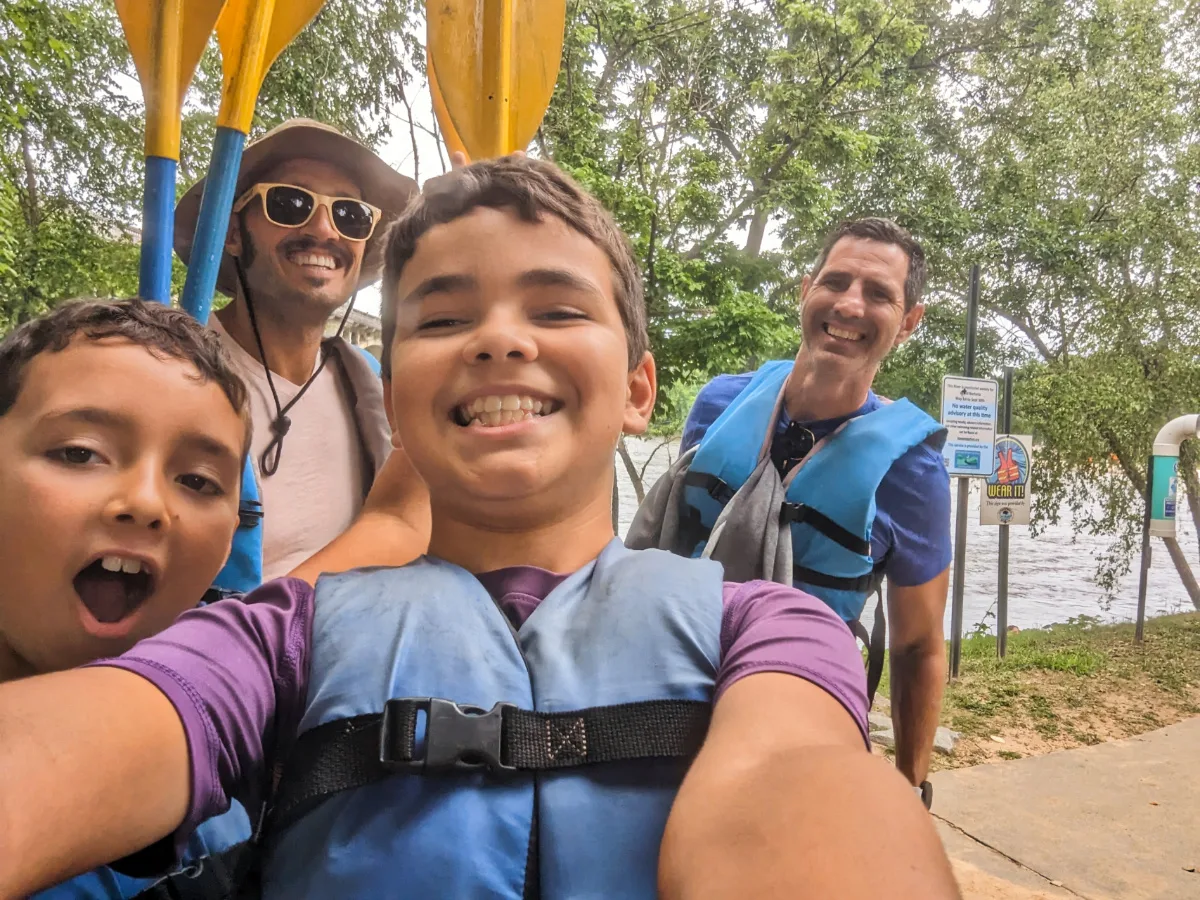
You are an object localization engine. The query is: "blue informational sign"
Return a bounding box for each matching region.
[940,375,998,477]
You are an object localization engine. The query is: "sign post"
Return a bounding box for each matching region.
[1136,414,1199,639]
[980,413,1033,658]
[944,265,997,679]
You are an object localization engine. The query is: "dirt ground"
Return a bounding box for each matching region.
[878,614,1200,898]
[874,613,1200,772]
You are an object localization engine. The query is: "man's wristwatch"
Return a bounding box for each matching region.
[915,781,933,810]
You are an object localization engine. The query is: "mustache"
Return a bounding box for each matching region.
[280,236,354,270]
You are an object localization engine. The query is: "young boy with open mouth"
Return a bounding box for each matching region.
[0,160,959,899]
[0,299,258,898]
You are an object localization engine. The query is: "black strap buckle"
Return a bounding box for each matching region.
[920,780,933,810]
[237,499,263,530]
[379,698,516,773]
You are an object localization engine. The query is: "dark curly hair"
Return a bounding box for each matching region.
[0,298,252,454]
[379,154,648,378]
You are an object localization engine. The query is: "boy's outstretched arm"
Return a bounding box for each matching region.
[658,672,960,900]
[0,667,190,898]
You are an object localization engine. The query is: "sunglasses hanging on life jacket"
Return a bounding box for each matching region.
[771,421,816,479]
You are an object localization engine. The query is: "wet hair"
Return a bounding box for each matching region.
[379,155,648,377]
[0,298,252,454]
[811,218,927,311]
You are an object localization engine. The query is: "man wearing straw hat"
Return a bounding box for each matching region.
[175,118,429,589]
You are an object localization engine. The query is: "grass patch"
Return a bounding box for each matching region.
[869,612,1200,769]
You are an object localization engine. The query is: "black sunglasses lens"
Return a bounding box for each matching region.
[264,186,314,226]
[332,200,375,240]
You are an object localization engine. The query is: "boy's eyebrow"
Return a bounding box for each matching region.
[402,273,477,304]
[179,431,243,468]
[39,407,128,429]
[517,268,605,297]
[39,408,241,467]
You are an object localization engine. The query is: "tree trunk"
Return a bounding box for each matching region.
[744,206,769,257]
[19,120,39,228]
[1161,537,1200,611]
[617,435,645,505]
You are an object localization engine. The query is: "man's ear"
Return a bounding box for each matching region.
[622,351,658,436]
[225,213,243,258]
[894,302,925,347]
[798,274,812,307]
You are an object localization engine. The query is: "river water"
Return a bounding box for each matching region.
[614,437,1200,634]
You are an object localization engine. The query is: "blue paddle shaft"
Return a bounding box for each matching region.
[181,127,246,323]
[138,156,176,304]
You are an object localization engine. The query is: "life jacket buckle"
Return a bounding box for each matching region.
[379,697,516,774]
[238,500,264,530]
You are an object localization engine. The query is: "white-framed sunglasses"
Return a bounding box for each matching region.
[232,182,382,242]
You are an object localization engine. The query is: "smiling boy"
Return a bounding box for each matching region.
[0,161,958,900]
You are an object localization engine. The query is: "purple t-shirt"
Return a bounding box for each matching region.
[93,562,868,862]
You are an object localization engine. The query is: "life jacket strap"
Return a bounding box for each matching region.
[236,499,263,530]
[779,501,872,556]
[793,560,886,595]
[850,590,888,708]
[268,698,711,837]
[131,841,256,900]
[682,470,736,505]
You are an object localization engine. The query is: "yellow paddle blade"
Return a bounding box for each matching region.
[427,0,566,159]
[116,0,227,158]
[215,0,327,131]
[428,48,469,162]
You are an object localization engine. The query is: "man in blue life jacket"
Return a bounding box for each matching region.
[175,119,431,594]
[0,158,960,900]
[628,218,951,800]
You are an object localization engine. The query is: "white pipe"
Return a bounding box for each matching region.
[1153,414,1199,458]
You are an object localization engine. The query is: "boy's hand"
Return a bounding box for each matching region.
[0,668,190,897]
[659,673,960,899]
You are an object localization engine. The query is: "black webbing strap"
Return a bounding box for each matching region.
[794,559,886,595]
[779,502,872,556]
[268,698,711,836]
[677,471,733,555]
[681,470,736,506]
[850,590,888,708]
[133,842,256,900]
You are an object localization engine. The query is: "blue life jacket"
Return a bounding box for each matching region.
[31,804,252,900]
[261,540,723,899]
[683,360,944,625]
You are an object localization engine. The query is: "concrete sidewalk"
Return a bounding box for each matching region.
[930,717,1200,900]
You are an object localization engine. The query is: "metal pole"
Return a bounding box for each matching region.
[997,366,1013,658]
[1135,455,1153,641]
[949,264,981,679]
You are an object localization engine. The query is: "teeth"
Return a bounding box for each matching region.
[457,394,551,428]
[289,252,337,270]
[100,556,142,574]
[826,324,863,341]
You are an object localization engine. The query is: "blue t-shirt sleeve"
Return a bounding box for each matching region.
[871,441,952,587]
[680,373,755,454]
